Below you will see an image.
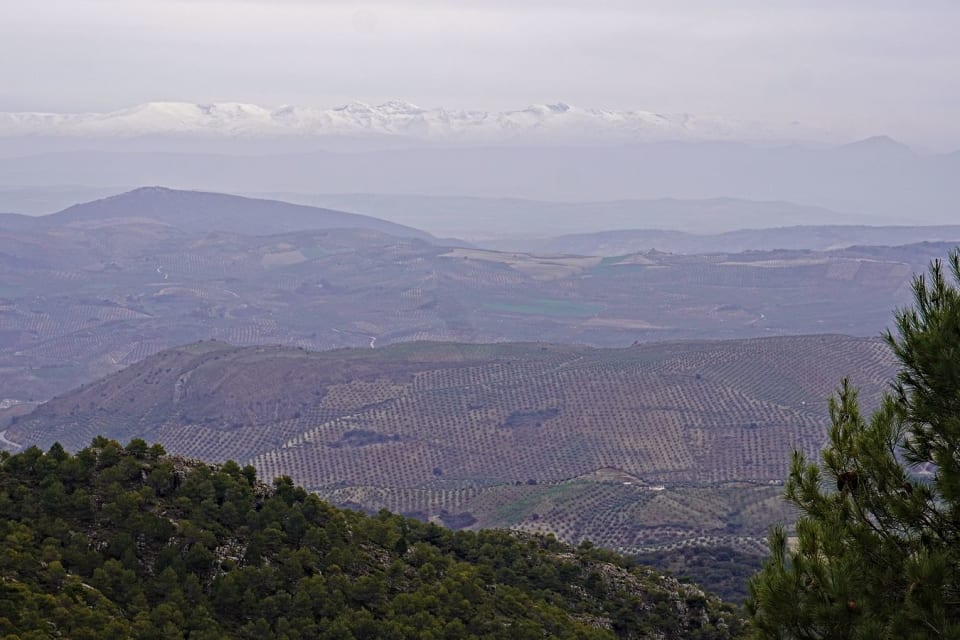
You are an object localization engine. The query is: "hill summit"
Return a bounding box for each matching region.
[2,186,434,242]
[31,186,434,239]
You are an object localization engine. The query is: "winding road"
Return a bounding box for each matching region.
[0,430,23,450]
[332,327,378,349]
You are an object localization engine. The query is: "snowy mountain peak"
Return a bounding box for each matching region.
[0,100,826,144]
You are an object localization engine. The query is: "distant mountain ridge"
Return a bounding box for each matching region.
[527,225,960,256]
[2,186,435,239]
[2,143,956,222]
[0,100,822,144]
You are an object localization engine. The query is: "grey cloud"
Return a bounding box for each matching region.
[1,0,958,148]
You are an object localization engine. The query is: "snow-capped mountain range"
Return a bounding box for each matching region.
[0,101,824,144]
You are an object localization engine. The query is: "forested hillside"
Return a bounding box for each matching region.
[6,335,894,593]
[0,439,744,639]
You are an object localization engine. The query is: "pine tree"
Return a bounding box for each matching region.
[747,250,960,639]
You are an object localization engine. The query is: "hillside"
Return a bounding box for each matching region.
[0,210,937,402]
[6,335,896,596]
[11,186,435,240]
[0,439,744,639]
[7,189,957,245]
[5,337,897,483]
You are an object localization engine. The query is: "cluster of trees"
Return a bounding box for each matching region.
[0,437,743,639]
[636,547,763,605]
[748,252,960,638]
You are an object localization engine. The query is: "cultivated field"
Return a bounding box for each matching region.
[8,336,896,558]
[0,213,937,404]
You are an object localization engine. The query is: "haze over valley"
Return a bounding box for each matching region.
[2,136,958,229]
[2,186,954,402]
[3,1,959,634]
[2,183,958,602]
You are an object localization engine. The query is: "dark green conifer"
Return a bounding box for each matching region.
[748,251,960,639]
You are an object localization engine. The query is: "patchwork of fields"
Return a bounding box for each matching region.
[0,216,937,404]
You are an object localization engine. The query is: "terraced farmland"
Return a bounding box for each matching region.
[8,335,896,564]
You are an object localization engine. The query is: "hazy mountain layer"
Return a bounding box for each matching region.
[0,216,940,401]
[524,225,960,256]
[259,192,867,239]
[0,186,128,215]
[0,187,950,403]
[5,189,959,255]
[2,187,434,240]
[2,141,956,223]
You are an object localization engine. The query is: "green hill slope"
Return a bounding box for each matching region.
[5,336,896,601]
[0,439,745,639]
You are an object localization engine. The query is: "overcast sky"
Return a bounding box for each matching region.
[1,0,958,147]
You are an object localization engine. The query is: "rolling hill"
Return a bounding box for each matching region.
[1,203,948,402]
[5,335,897,573]
[1,186,435,239]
